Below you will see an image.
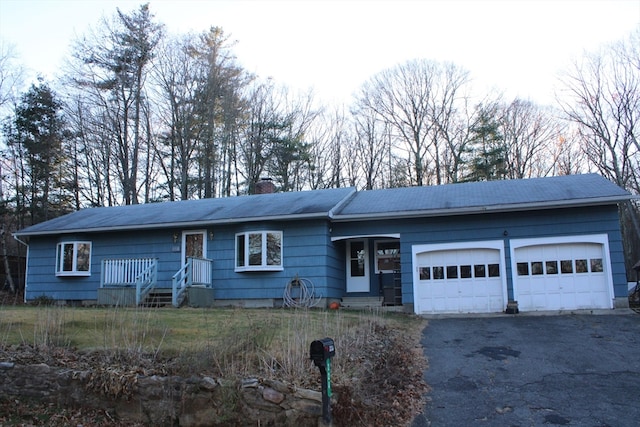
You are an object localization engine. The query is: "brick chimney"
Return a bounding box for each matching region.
[255,177,276,194]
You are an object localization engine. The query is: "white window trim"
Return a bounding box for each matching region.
[375,239,400,273]
[235,230,283,272]
[56,241,92,276]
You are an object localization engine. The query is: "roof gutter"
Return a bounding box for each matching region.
[331,196,631,222]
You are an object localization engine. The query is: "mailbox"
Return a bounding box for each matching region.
[310,337,335,364]
[310,337,335,424]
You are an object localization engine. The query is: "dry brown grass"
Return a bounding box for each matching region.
[0,304,428,426]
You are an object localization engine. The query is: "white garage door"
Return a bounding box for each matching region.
[513,238,613,311]
[413,242,506,314]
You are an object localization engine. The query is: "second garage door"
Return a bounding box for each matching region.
[412,241,507,314]
[512,235,613,311]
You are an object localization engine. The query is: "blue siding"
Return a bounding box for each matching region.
[25,220,339,303]
[331,205,627,304]
[26,229,183,301]
[24,201,626,308]
[209,220,337,300]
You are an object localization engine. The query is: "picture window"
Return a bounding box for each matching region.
[235,231,282,271]
[56,241,92,276]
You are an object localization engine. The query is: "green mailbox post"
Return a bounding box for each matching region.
[310,338,335,425]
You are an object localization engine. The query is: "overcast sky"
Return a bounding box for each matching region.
[1,0,639,106]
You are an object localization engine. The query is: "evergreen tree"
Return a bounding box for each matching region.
[4,79,70,224]
[464,106,506,181]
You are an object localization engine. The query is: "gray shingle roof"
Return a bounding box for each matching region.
[332,173,630,220]
[15,187,356,236]
[14,174,630,236]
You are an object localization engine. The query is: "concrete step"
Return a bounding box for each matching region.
[341,296,383,308]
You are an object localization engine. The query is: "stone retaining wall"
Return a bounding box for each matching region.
[0,361,328,426]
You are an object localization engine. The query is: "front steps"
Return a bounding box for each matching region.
[340,296,384,309]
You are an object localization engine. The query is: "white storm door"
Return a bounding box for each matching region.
[346,240,370,293]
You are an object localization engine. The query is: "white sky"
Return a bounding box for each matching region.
[1,0,639,106]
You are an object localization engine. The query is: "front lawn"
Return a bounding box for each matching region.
[0,305,428,426]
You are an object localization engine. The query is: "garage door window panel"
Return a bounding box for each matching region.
[531,262,543,275]
[433,266,444,279]
[447,266,458,279]
[517,262,529,275]
[419,267,431,280]
[474,265,485,277]
[576,259,588,273]
[591,258,603,272]
[561,260,573,273]
[488,264,500,277]
[546,261,558,274]
[460,265,472,278]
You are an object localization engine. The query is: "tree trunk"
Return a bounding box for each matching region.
[1,225,16,294]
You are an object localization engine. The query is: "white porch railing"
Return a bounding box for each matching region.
[101,258,158,306]
[101,258,157,287]
[172,257,213,307]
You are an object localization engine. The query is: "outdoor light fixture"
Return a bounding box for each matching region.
[173,232,179,243]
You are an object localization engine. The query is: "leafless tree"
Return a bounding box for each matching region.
[558,28,640,192]
[0,42,24,112]
[350,102,394,189]
[559,27,640,274]
[499,99,563,179]
[67,4,163,205]
[152,33,208,201]
[305,107,342,189]
[356,59,472,186]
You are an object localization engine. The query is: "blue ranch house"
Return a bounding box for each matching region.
[13,174,632,314]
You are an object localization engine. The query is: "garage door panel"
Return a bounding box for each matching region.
[514,240,612,311]
[414,246,505,314]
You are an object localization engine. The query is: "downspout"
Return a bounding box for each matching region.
[12,233,28,247]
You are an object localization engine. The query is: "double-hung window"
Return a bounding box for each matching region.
[235,231,283,271]
[56,241,92,276]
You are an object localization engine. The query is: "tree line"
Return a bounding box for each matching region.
[0,4,639,288]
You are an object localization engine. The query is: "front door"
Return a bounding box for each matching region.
[182,230,206,266]
[346,240,369,293]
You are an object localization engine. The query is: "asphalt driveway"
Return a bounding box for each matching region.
[411,313,640,426]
